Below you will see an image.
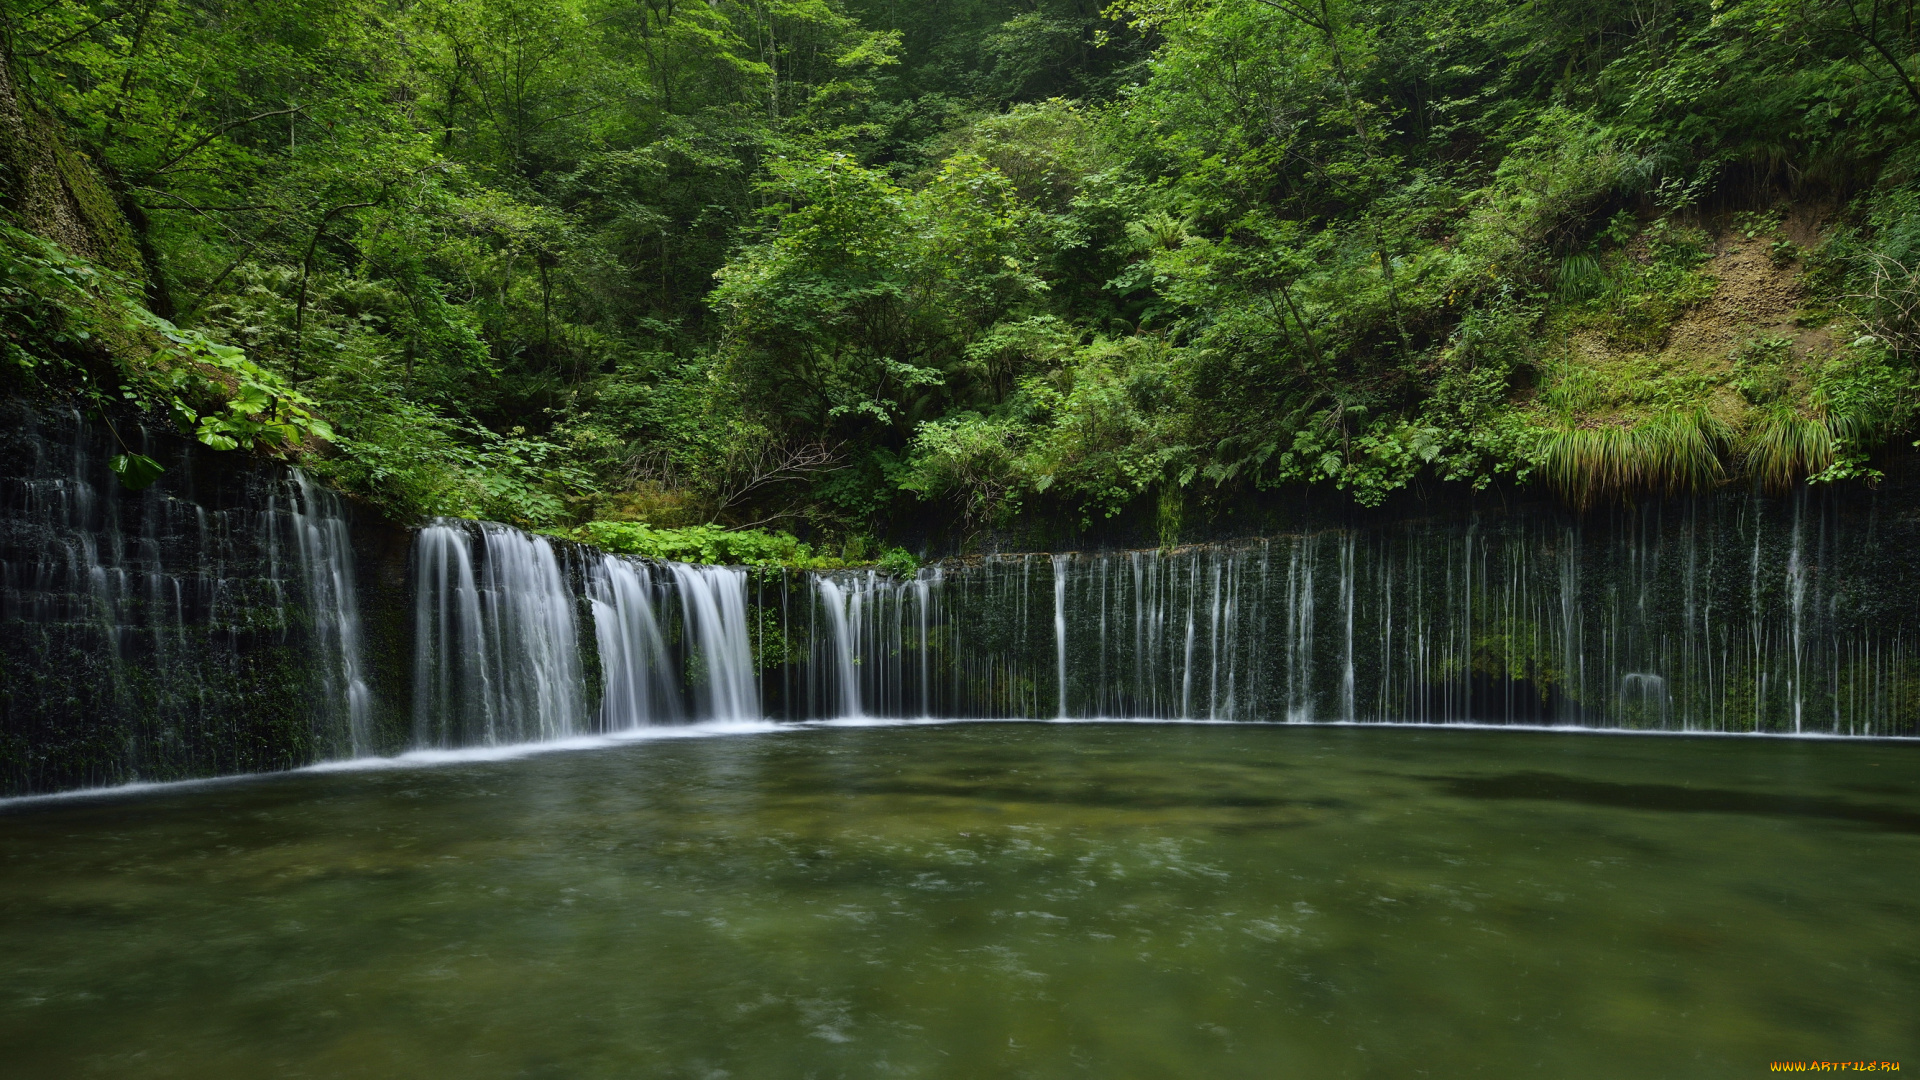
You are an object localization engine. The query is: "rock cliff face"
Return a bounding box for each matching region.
[0,401,415,795]
[6,397,1919,799]
[780,480,1920,734]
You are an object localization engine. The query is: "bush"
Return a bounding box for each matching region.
[1,225,334,486]
[577,522,821,567]
[576,521,924,574]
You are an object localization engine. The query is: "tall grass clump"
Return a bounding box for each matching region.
[1554,252,1610,302]
[1543,410,1730,508]
[1741,409,1837,492]
[1740,403,1890,491]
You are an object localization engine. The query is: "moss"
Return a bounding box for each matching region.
[1467,619,1567,696]
[47,140,144,276]
[0,62,144,280]
[750,603,802,672]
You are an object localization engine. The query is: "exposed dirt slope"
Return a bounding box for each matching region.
[1549,210,1843,427]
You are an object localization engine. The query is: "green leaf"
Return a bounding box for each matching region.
[108,453,165,491]
[196,423,241,451]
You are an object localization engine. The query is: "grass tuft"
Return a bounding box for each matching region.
[1554,252,1609,302]
[1738,403,1886,491]
[1740,409,1836,492]
[1543,410,1730,508]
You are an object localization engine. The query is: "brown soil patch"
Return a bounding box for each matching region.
[1538,215,1850,425]
[1664,237,1810,358]
[1781,203,1835,249]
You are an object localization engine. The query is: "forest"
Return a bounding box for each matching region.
[3,0,1919,560]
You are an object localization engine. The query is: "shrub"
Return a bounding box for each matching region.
[577,522,820,567]
[576,521,924,573]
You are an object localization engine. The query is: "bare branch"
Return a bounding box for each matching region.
[1850,252,1920,360]
[728,508,809,530]
[709,439,845,520]
[620,447,681,489]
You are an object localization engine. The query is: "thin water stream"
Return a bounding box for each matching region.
[1,722,1913,1078]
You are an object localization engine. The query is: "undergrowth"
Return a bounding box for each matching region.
[1555,217,1719,348]
[574,521,921,575]
[0,224,332,489]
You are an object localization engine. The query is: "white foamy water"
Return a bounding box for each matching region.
[7,717,1909,810]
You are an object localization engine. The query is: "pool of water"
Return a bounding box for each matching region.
[1,722,1915,1078]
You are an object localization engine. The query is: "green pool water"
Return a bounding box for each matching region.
[1,722,1915,1078]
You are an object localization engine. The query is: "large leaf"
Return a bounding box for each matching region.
[108,453,166,491]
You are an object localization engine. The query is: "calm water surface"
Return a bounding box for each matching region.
[1,722,1915,1078]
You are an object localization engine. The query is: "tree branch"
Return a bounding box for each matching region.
[293,200,379,385]
[1841,0,1920,112]
[19,11,129,58]
[1243,0,1330,31]
[709,439,844,521]
[132,107,305,184]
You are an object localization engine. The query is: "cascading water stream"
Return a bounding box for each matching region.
[670,563,761,721]
[802,570,949,720]
[587,555,679,729]
[8,400,1920,799]
[1053,554,1069,718]
[914,572,933,718]
[288,471,372,755]
[411,530,763,744]
[412,520,587,746]
[815,575,862,718]
[1,405,385,793]
[782,495,1918,734]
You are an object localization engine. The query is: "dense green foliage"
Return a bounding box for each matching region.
[4,0,1920,551]
[579,519,917,572]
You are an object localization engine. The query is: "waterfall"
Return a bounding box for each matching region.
[1053,554,1069,718]
[805,570,946,719]
[289,472,372,755]
[670,563,760,721]
[816,575,862,717]
[587,555,680,729]
[410,526,763,743]
[1786,490,1808,734]
[779,495,1919,733]
[412,520,587,746]
[0,404,389,794]
[10,402,1920,799]
[915,572,933,718]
